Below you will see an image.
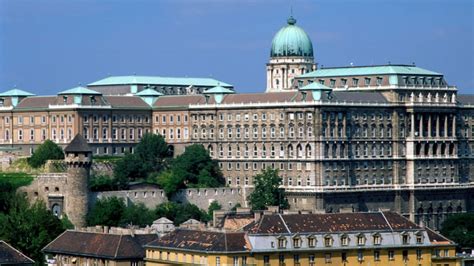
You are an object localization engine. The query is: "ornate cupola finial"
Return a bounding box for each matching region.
[287,15,297,25]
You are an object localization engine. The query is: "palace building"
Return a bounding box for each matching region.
[2,16,473,229]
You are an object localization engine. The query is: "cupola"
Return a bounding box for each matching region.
[299,82,332,101]
[203,84,234,104]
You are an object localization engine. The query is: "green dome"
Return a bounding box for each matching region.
[270,16,314,57]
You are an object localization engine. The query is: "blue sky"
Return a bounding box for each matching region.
[0,0,473,95]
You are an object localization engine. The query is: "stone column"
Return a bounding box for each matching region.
[436,115,440,138]
[444,115,448,137]
[419,114,423,138]
[408,190,416,222]
[411,113,415,138]
[428,115,432,137]
[452,115,456,137]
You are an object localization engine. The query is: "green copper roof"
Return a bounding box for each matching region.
[88,76,233,87]
[135,88,164,96]
[204,85,235,94]
[299,65,442,78]
[0,88,35,97]
[270,16,313,57]
[300,82,331,91]
[58,86,102,95]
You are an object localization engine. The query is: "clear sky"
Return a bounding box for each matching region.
[0,0,473,95]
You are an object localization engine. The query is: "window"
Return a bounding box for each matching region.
[402,234,410,244]
[341,235,349,246]
[308,236,316,247]
[376,77,383,85]
[388,250,395,260]
[324,253,331,263]
[216,256,220,266]
[353,78,359,86]
[416,233,423,244]
[416,249,422,260]
[374,250,380,261]
[365,77,371,86]
[263,255,270,265]
[403,250,408,261]
[324,236,333,247]
[277,237,286,248]
[373,234,381,245]
[357,250,364,261]
[293,237,301,248]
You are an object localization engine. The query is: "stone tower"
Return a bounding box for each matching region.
[64,134,92,228]
[266,16,317,92]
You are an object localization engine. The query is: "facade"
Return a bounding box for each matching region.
[145,211,460,266]
[3,16,474,229]
[42,230,158,266]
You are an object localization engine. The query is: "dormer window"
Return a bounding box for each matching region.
[416,232,424,244]
[319,79,325,85]
[277,237,287,249]
[293,237,301,248]
[357,234,366,246]
[373,234,382,245]
[376,77,383,86]
[330,79,336,87]
[402,233,410,244]
[324,235,333,247]
[307,236,316,248]
[0,98,4,107]
[364,77,371,86]
[352,78,359,87]
[63,95,68,103]
[340,235,349,246]
[341,79,347,86]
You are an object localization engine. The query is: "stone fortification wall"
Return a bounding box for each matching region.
[171,187,244,211]
[94,187,244,211]
[20,173,68,204]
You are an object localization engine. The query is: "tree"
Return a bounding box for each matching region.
[440,213,474,249]
[113,134,170,183]
[120,203,155,227]
[247,168,289,211]
[0,192,65,266]
[154,202,209,226]
[27,140,64,168]
[159,144,224,196]
[207,200,222,220]
[86,197,126,227]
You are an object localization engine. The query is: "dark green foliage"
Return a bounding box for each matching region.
[440,213,474,249]
[159,144,224,196]
[89,175,117,191]
[86,197,209,227]
[86,197,126,227]
[120,203,155,227]
[154,202,209,226]
[0,185,66,266]
[27,140,64,168]
[207,200,222,219]
[60,214,75,230]
[113,134,170,183]
[230,203,242,212]
[0,172,34,190]
[247,168,289,211]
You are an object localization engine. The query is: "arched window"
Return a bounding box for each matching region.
[306,144,312,157]
[297,144,303,158]
[288,144,294,158]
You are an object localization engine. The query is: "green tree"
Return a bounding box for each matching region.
[134,133,170,173]
[440,213,474,249]
[0,193,65,266]
[120,203,156,227]
[113,134,170,183]
[247,168,289,211]
[86,197,126,226]
[154,202,209,226]
[159,144,224,196]
[27,140,64,168]
[207,200,222,220]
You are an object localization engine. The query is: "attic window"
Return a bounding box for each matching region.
[373,234,382,245]
[324,236,333,247]
[357,234,366,246]
[0,98,4,107]
[293,237,301,248]
[402,233,410,244]
[277,237,287,248]
[308,236,316,247]
[341,235,349,246]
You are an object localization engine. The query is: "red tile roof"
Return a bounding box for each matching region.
[42,231,158,260]
[146,229,250,253]
[0,241,34,265]
[104,96,149,108]
[153,95,205,107]
[247,212,421,234]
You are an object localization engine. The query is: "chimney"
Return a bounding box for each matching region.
[254,211,262,223]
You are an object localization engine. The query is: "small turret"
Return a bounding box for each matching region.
[64,134,92,228]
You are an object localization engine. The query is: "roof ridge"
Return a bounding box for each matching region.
[278,213,291,234]
[380,211,394,232]
[42,230,70,253]
[1,240,35,263]
[114,234,122,258]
